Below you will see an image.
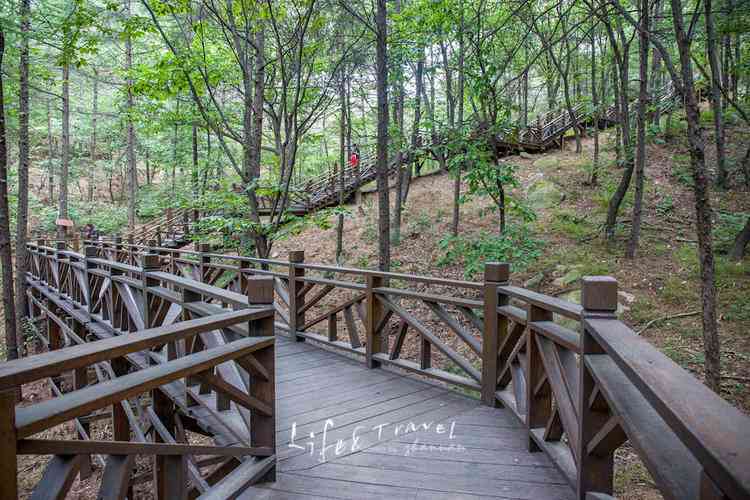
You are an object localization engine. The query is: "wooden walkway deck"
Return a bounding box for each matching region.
[243,337,574,499]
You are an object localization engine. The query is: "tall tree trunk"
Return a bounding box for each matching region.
[402,54,424,207]
[452,0,464,237]
[605,33,633,242]
[126,0,137,230]
[59,60,71,238]
[16,0,31,327]
[670,0,721,392]
[89,68,98,202]
[336,69,346,264]
[626,0,650,258]
[391,1,406,246]
[375,0,390,271]
[704,0,728,188]
[46,99,55,204]
[0,29,19,363]
[588,30,600,185]
[250,25,268,257]
[650,0,664,128]
[172,99,179,194]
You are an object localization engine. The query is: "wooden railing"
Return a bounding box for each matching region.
[66,240,750,500]
[14,241,279,499]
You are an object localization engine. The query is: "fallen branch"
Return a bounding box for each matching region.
[636,310,700,335]
[722,375,750,383]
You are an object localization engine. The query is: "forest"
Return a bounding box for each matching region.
[0,0,749,494]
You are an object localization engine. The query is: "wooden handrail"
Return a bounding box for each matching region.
[584,316,750,499]
[0,309,267,390]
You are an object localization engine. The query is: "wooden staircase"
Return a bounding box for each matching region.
[131,82,677,238]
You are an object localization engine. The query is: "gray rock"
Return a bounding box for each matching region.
[520,151,535,160]
[526,178,565,210]
[533,156,560,169]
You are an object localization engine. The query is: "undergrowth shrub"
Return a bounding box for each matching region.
[437,224,542,279]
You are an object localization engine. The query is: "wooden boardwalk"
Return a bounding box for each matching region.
[12,241,749,500]
[243,337,574,499]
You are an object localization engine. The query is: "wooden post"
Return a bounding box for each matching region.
[238,259,251,295]
[247,276,274,338]
[249,337,275,481]
[287,251,305,341]
[83,246,97,319]
[141,253,161,329]
[113,235,123,263]
[74,358,92,479]
[153,386,177,499]
[166,207,173,238]
[198,243,212,285]
[481,262,509,406]
[0,389,18,499]
[576,276,618,499]
[526,303,552,452]
[365,274,385,368]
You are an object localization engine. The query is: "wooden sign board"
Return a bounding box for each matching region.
[55,218,74,227]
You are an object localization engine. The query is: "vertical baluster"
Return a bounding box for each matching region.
[366,274,385,368]
[153,386,176,499]
[576,276,618,498]
[526,303,552,452]
[198,243,211,287]
[482,262,509,406]
[141,252,160,329]
[287,250,305,341]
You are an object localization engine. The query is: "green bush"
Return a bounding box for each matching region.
[437,224,542,279]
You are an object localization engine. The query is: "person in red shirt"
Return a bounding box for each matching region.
[349,144,360,170]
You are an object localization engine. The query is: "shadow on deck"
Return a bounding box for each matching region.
[243,337,573,500]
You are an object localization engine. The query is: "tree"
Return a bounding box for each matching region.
[626,0,650,258]
[125,0,138,229]
[375,0,390,271]
[0,27,19,363]
[16,0,31,325]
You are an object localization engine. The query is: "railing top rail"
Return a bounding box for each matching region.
[584,316,750,499]
[145,271,250,307]
[0,310,265,391]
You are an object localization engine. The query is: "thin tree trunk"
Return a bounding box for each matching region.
[16,0,31,328]
[670,0,721,392]
[0,29,19,363]
[59,59,71,238]
[452,0,464,237]
[46,99,55,204]
[126,0,137,230]
[172,99,179,194]
[402,55,424,207]
[89,68,98,202]
[375,0,390,271]
[704,0,728,188]
[626,0,650,258]
[605,34,633,241]
[336,69,346,264]
[588,29,600,185]
[249,25,268,257]
[391,1,406,245]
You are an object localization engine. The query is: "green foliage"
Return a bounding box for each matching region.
[437,224,542,279]
[655,194,675,215]
[714,212,748,255]
[549,209,597,241]
[672,154,693,187]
